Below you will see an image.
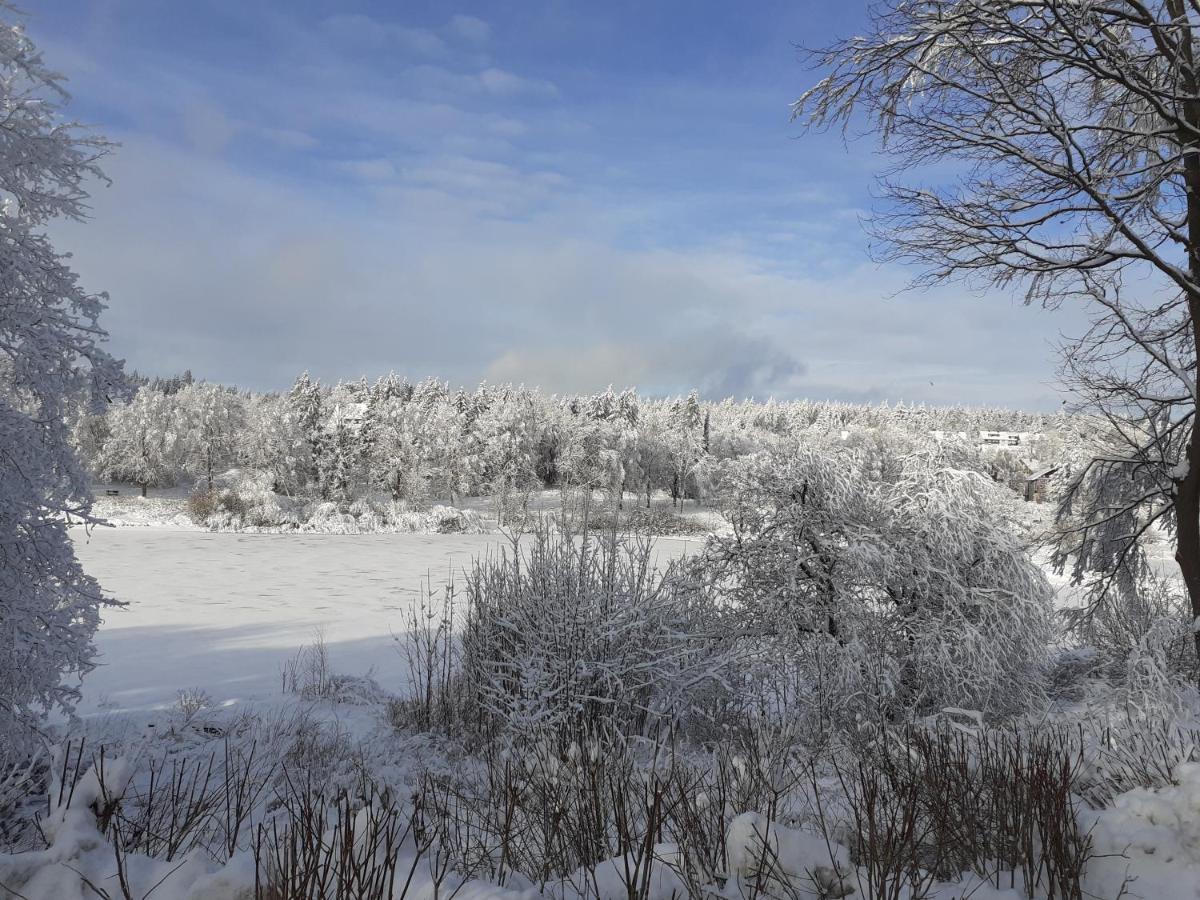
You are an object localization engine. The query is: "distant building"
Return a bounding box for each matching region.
[1024,466,1059,503]
[979,430,1032,447]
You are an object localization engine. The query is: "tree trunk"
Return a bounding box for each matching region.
[1172,0,1200,668]
[140,481,147,498]
[1174,437,1200,664]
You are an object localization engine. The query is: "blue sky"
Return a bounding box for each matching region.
[34,0,1081,407]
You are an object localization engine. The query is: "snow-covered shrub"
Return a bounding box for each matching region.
[726,812,854,899]
[420,732,722,895]
[1081,572,1199,682]
[391,589,460,733]
[424,503,485,534]
[571,502,717,536]
[1117,615,1200,723]
[699,449,1053,733]
[345,496,384,531]
[377,501,484,534]
[1076,714,1200,808]
[188,471,304,531]
[458,525,736,744]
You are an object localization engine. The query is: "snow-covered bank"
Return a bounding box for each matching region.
[8,694,1200,899]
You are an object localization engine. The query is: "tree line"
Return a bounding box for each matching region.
[74,371,1071,506]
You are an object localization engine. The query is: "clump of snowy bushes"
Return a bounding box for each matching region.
[564,498,719,536]
[8,706,1200,900]
[186,473,485,534]
[390,445,1054,753]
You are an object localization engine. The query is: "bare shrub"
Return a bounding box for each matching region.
[281,632,334,701]
[417,731,692,895]
[390,586,464,734]
[253,774,450,900]
[174,687,212,721]
[108,738,276,863]
[186,488,218,525]
[826,726,1096,899]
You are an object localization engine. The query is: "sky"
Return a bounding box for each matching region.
[32,0,1085,408]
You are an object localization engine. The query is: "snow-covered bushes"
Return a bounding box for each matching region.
[186,473,486,534]
[1079,572,1199,683]
[567,501,718,536]
[1075,714,1200,808]
[457,525,736,744]
[699,449,1054,733]
[0,738,465,900]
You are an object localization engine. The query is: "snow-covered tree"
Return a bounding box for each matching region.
[468,388,538,498]
[176,382,243,490]
[0,9,120,749]
[239,393,304,495]
[287,372,326,495]
[96,390,179,496]
[322,393,370,502]
[699,449,1053,728]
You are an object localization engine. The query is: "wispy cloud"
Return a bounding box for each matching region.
[321,13,447,56]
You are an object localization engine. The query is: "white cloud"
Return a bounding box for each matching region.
[37,6,1082,409]
[52,134,1074,408]
[447,14,491,45]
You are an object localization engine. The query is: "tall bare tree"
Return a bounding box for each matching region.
[796,1,1200,655]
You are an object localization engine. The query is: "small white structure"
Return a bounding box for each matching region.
[979,431,1040,448]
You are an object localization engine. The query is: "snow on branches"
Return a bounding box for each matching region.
[0,7,121,749]
[698,447,1054,729]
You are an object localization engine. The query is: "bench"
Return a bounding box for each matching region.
[105,490,120,496]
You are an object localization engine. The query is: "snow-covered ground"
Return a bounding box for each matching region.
[70,527,702,716]
[25,513,1193,900]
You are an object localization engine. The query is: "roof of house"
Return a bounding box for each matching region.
[1025,466,1060,482]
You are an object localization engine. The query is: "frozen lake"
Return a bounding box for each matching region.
[70,527,701,716]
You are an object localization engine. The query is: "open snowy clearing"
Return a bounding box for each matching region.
[69,527,701,717]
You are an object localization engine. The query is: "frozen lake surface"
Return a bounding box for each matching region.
[70,527,700,716]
